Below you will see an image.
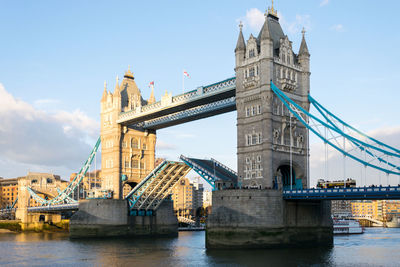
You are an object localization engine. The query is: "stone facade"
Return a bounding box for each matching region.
[100,69,156,199]
[235,10,310,189]
[70,198,178,238]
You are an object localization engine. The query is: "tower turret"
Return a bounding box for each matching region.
[148,83,156,105]
[235,22,246,67]
[298,28,311,97]
[101,81,107,102]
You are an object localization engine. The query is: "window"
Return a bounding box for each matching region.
[246,107,251,117]
[143,143,147,150]
[46,178,53,184]
[249,67,255,77]
[252,134,258,145]
[252,106,256,116]
[257,155,261,162]
[249,49,255,58]
[258,133,262,144]
[246,135,251,146]
[125,161,130,168]
[132,160,139,169]
[245,157,250,164]
[257,105,261,114]
[131,138,138,149]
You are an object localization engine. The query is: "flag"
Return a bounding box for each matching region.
[183,71,190,78]
[148,81,154,87]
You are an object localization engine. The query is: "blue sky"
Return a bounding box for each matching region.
[1,0,400,187]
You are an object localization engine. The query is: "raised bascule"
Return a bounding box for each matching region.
[14,2,400,248]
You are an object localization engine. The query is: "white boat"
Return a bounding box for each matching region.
[333,219,364,235]
[386,216,400,228]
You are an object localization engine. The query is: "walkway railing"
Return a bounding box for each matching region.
[117,77,236,124]
[283,186,400,200]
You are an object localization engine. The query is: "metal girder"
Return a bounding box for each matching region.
[125,161,191,211]
[180,155,217,189]
[26,137,101,206]
[117,77,236,126]
[134,97,236,130]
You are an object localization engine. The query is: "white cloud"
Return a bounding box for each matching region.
[34,98,60,106]
[156,140,176,151]
[237,8,311,36]
[320,0,330,7]
[279,13,311,35]
[331,24,344,32]
[0,83,99,179]
[244,8,265,32]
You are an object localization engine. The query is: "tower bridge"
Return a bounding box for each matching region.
[14,2,400,248]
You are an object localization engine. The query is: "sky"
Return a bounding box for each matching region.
[0,0,400,187]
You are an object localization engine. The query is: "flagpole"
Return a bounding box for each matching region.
[182,69,184,93]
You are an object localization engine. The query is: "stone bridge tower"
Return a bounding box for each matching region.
[235,7,310,190]
[100,68,156,199]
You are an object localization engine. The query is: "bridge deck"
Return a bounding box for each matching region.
[283,186,400,200]
[117,77,236,129]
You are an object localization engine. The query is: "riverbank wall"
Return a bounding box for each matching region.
[0,219,69,232]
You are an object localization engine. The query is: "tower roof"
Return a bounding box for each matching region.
[257,13,285,56]
[235,21,246,52]
[259,13,271,41]
[299,28,310,56]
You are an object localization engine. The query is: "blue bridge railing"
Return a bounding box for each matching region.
[283,186,400,200]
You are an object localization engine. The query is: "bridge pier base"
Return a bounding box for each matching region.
[206,189,333,249]
[70,199,178,238]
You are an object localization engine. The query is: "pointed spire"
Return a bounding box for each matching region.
[101,81,107,101]
[235,21,246,52]
[259,11,271,41]
[114,75,120,95]
[268,0,278,17]
[148,83,156,105]
[299,28,310,56]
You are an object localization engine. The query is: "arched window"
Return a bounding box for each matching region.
[131,138,138,149]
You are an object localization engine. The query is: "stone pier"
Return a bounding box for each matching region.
[206,189,333,249]
[69,199,178,238]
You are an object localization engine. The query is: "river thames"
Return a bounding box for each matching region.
[0,228,399,266]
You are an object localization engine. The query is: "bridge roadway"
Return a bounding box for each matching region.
[27,186,400,213]
[117,77,236,129]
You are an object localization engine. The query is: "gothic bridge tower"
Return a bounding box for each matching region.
[235,7,310,190]
[100,68,156,199]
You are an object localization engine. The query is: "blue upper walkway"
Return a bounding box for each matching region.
[283,186,400,200]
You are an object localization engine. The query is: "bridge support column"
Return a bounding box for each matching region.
[206,189,332,249]
[70,199,177,238]
[15,177,29,223]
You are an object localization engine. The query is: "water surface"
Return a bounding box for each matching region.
[0,228,399,266]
